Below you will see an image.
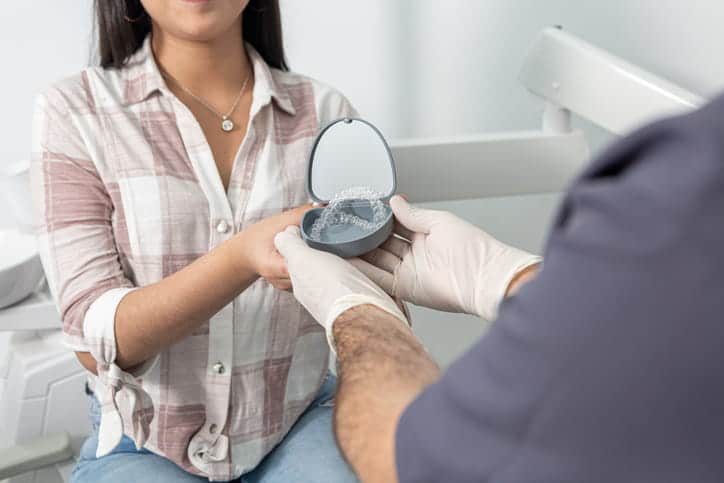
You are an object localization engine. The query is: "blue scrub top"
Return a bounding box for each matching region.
[396,95,724,482]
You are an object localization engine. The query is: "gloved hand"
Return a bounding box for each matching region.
[274,226,408,352]
[350,196,542,320]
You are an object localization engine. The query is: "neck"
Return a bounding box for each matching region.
[151,24,251,96]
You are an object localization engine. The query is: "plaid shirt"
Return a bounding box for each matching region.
[30,37,356,481]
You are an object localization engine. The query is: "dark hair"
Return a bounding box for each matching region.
[94,0,288,70]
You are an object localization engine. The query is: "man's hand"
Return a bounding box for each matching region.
[352,196,541,320]
[273,226,408,351]
[275,227,432,482]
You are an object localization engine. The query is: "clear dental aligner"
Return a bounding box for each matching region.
[309,186,387,241]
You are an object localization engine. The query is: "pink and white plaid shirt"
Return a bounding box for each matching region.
[30,37,356,481]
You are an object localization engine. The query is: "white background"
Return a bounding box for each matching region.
[1,0,722,364]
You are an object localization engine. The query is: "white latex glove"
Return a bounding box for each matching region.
[350,196,542,320]
[274,226,408,352]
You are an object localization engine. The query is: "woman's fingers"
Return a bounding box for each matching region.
[275,204,315,231]
[270,278,293,291]
[349,258,395,294]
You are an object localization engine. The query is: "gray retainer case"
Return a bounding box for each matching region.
[301,118,397,258]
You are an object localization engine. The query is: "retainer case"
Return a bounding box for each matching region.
[301,118,397,258]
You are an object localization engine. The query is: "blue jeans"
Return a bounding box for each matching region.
[71,374,357,483]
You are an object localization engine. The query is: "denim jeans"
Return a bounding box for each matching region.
[70,373,357,483]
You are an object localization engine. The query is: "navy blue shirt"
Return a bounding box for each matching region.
[396,95,724,483]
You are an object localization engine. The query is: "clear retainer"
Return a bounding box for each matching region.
[309,186,387,242]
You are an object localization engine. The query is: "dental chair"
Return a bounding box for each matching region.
[0,291,88,483]
[0,27,702,483]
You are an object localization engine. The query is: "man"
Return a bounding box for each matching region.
[274,96,724,483]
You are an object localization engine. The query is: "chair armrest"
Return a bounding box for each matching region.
[0,432,74,479]
[0,288,60,332]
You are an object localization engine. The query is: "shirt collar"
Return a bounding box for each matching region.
[246,42,296,115]
[122,35,296,116]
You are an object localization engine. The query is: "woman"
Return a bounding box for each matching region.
[30,0,358,481]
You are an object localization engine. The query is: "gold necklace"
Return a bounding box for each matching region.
[162,68,251,133]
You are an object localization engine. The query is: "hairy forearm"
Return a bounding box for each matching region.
[112,232,258,370]
[333,305,440,483]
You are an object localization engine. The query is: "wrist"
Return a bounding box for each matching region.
[333,304,411,354]
[328,299,410,355]
[328,296,408,330]
[225,231,256,275]
[334,303,401,326]
[505,262,540,297]
[474,246,542,320]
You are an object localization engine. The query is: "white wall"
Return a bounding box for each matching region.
[0,0,93,229]
[282,0,722,140]
[0,1,721,365]
[0,1,93,161]
[281,0,724,365]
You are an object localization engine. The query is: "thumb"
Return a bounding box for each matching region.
[273,225,306,259]
[390,195,434,234]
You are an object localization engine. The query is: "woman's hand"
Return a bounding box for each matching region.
[111,204,313,370]
[235,204,314,290]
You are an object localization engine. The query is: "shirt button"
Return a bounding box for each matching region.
[212,361,225,374]
[209,423,218,434]
[216,220,230,234]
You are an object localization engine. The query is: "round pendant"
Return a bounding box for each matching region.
[221,118,234,132]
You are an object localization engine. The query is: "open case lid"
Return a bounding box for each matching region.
[306,118,397,204]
